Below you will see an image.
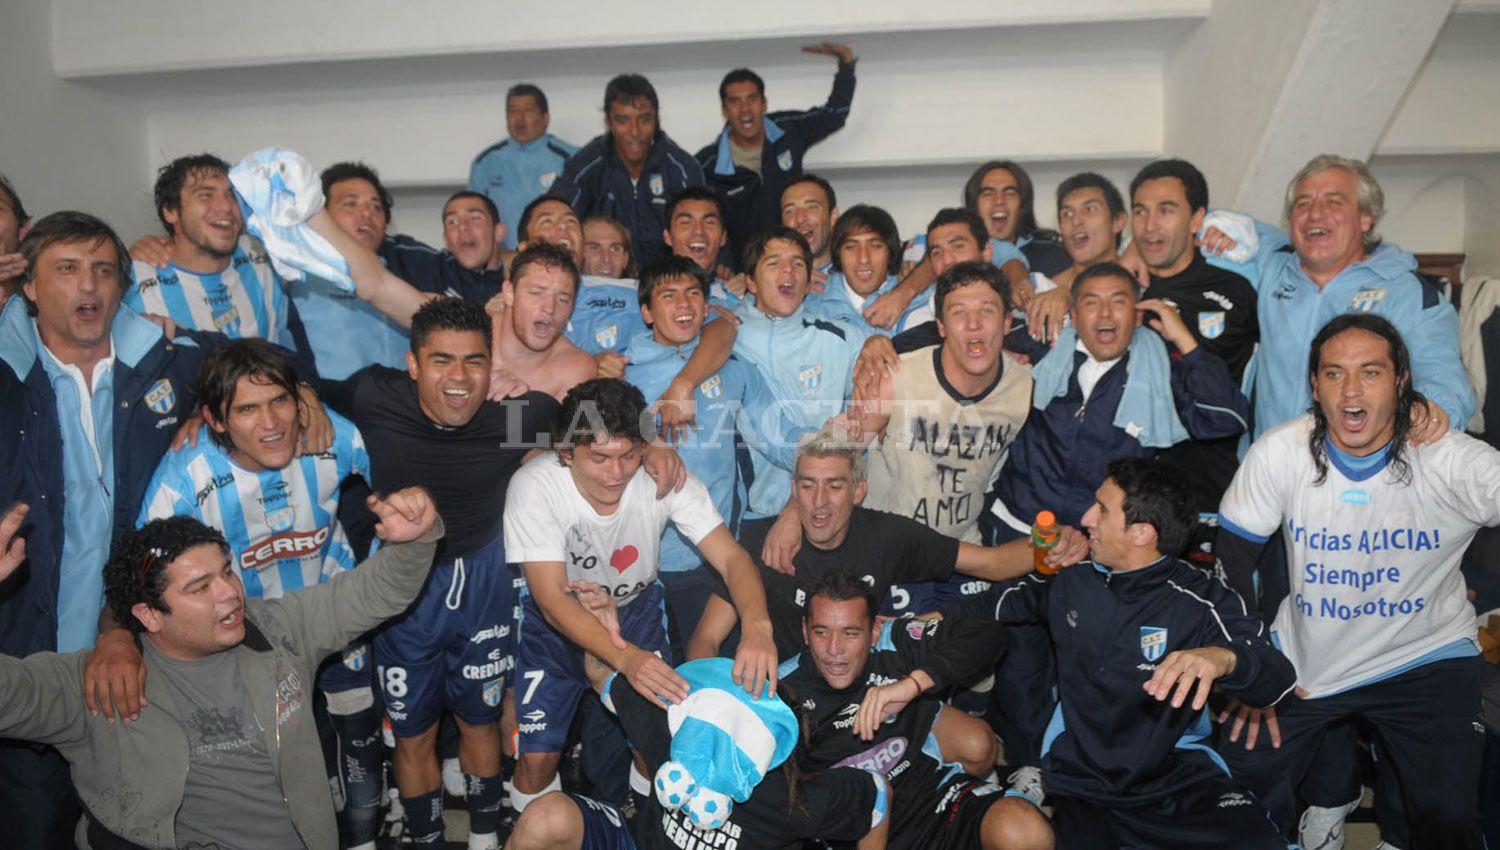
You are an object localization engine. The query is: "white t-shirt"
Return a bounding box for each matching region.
[1219,414,1499,697]
[503,455,725,607]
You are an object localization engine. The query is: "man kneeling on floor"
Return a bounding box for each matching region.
[992,458,1294,849]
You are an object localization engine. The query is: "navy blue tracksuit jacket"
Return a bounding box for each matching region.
[994,556,1296,806]
[696,60,857,264]
[550,131,705,269]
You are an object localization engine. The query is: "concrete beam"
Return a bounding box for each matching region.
[1167,0,1454,220]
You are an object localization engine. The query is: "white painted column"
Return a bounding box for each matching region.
[1166,0,1454,220]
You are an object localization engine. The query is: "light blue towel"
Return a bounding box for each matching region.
[1031,327,1188,448]
[229,147,353,290]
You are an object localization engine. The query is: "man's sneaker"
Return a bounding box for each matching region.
[1004,765,1045,806]
[442,757,466,798]
[1371,843,1405,850]
[1297,798,1360,850]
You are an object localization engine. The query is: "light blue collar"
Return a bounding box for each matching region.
[624,329,700,365]
[712,118,785,175]
[1325,436,1393,482]
[0,297,163,380]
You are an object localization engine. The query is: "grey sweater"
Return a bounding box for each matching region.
[0,518,444,849]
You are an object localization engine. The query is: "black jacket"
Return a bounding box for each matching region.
[552,131,705,268]
[0,301,224,656]
[994,557,1295,805]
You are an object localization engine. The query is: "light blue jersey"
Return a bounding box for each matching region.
[730,299,872,517]
[287,271,409,379]
[1235,218,1474,436]
[127,237,293,345]
[566,276,649,355]
[813,272,934,334]
[625,331,811,572]
[139,413,370,599]
[904,233,1027,271]
[468,133,578,250]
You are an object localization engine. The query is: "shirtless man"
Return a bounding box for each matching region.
[488,241,599,400]
[495,196,738,439]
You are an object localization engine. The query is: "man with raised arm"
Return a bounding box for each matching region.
[0,486,442,849]
[697,42,858,264]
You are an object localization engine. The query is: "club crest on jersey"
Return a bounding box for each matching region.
[777,150,794,172]
[649,174,665,197]
[342,645,368,672]
[798,363,823,393]
[539,171,557,190]
[144,379,176,415]
[595,324,619,349]
[1350,287,1386,313]
[483,678,504,707]
[212,306,240,333]
[698,374,723,400]
[1198,311,1225,340]
[266,507,296,532]
[1140,627,1168,662]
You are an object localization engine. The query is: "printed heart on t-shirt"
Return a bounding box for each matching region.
[609,545,639,574]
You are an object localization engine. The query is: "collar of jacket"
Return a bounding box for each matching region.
[1090,555,1176,595]
[624,328,701,367]
[712,117,786,176]
[0,296,164,381]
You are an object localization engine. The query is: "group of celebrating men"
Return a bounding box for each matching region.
[0,36,1496,850]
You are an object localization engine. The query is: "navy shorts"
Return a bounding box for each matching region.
[568,793,636,849]
[317,641,374,694]
[885,574,994,618]
[373,535,518,737]
[515,582,671,754]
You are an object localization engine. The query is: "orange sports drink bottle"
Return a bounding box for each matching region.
[1032,511,1061,574]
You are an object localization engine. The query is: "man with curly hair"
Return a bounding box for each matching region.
[0,486,442,849]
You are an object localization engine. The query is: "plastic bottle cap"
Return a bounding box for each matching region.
[1035,510,1056,527]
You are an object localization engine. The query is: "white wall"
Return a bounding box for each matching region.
[1370,160,1470,254]
[1164,0,1321,219]
[1463,158,1500,280]
[0,0,152,238]
[8,0,1496,280]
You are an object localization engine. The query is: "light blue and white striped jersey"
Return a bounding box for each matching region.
[127,236,293,345]
[138,412,370,599]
